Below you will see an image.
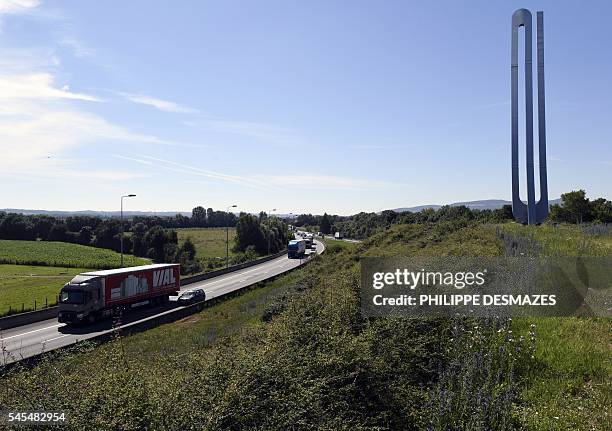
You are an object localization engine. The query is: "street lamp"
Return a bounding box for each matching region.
[226,204,237,268]
[120,194,136,267]
[267,208,277,255]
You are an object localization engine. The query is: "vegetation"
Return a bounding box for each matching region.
[0,220,537,430]
[549,190,612,224]
[233,213,290,255]
[0,240,148,269]
[0,192,609,429]
[0,265,94,316]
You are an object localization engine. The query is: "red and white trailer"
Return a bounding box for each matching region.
[58,263,180,324]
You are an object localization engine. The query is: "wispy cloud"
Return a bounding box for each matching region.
[58,37,94,58]
[0,72,100,101]
[0,0,40,30]
[115,154,272,190]
[117,91,199,114]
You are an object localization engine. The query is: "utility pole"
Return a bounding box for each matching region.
[226,204,237,267]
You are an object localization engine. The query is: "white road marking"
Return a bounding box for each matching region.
[42,334,71,343]
[0,323,63,341]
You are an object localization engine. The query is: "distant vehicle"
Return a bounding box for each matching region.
[334,232,343,240]
[177,288,206,305]
[317,231,322,237]
[304,234,313,248]
[58,263,180,325]
[288,239,306,258]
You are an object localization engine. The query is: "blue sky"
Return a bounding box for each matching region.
[0,0,610,215]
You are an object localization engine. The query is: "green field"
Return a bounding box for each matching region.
[0,240,149,269]
[176,228,237,271]
[0,265,94,316]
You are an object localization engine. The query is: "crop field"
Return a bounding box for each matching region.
[0,240,149,269]
[0,265,94,316]
[176,228,236,261]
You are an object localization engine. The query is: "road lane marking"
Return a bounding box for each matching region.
[0,324,63,341]
[42,334,70,343]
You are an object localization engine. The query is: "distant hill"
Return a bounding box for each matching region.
[0,209,191,218]
[391,198,561,213]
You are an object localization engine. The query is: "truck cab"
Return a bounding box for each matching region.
[58,275,104,324]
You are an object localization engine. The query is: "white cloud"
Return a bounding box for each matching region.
[0,0,40,15]
[0,73,100,101]
[115,154,272,190]
[0,0,40,30]
[118,91,199,114]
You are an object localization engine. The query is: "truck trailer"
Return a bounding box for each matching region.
[288,239,306,258]
[58,263,180,324]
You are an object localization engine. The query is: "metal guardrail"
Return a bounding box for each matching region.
[0,250,287,330]
[1,243,323,368]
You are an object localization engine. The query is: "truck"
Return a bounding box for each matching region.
[334,232,343,240]
[287,239,306,258]
[58,263,180,325]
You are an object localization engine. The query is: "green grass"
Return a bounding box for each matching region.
[500,222,612,430]
[1,221,610,430]
[513,317,611,430]
[176,227,236,261]
[499,223,612,256]
[0,240,149,269]
[0,265,94,316]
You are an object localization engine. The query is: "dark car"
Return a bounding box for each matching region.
[177,288,206,305]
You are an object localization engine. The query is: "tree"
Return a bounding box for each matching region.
[234,214,267,254]
[590,198,612,223]
[192,206,207,227]
[48,223,68,242]
[0,214,34,240]
[550,190,591,224]
[77,226,94,245]
[175,238,201,274]
[131,222,149,256]
[320,213,332,234]
[144,225,178,263]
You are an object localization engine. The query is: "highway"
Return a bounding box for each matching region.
[0,240,324,365]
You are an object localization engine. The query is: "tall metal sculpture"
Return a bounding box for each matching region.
[511,9,548,224]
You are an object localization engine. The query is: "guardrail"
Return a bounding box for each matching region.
[2,243,323,369]
[0,250,287,330]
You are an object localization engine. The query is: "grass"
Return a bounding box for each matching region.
[0,240,149,269]
[497,223,612,430]
[176,227,236,263]
[1,221,610,430]
[0,265,94,316]
[498,223,612,257]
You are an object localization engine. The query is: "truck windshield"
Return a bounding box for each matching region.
[60,289,85,304]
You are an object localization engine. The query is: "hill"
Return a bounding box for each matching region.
[392,198,561,213]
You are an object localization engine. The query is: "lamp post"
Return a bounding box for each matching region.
[120,194,136,267]
[267,208,277,255]
[226,204,237,268]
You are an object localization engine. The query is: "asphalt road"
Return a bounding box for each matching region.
[0,240,324,365]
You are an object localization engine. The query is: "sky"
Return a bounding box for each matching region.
[0,0,610,215]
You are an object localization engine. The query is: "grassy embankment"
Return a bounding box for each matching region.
[0,240,149,316]
[0,222,609,430]
[497,223,611,430]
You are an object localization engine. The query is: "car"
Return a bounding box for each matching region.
[177,288,206,305]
